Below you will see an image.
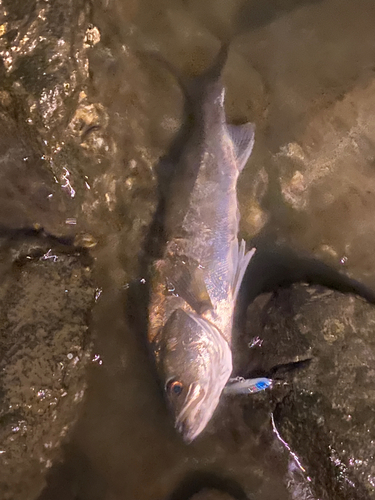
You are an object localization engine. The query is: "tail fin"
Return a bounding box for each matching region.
[198,43,230,82]
[136,43,230,105]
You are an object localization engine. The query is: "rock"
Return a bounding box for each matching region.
[239,284,375,499]
[0,0,110,239]
[273,77,375,278]
[0,241,95,500]
[0,0,89,135]
[0,1,101,497]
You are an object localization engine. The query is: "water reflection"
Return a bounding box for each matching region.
[0,0,375,498]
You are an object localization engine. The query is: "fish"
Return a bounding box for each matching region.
[148,44,257,443]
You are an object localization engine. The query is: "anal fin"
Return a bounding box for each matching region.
[231,239,256,302]
[226,123,255,172]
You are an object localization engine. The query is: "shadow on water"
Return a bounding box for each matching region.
[234,0,324,34]
[122,52,199,432]
[135,49,196,264]
[124,45,206,374]
[37,444,108,500]
[235,229,375,333]
[166,470,252,500]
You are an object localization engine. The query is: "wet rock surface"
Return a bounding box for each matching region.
[0,0,109,238]
[237,284,375,499]
[0,241,95,500]
[0,1,100,496]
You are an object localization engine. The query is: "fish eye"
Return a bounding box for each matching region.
[167,379,184,396]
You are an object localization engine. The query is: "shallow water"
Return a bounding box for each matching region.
[1,0,375,499]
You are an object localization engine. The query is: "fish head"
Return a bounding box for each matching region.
[157,308,232,442]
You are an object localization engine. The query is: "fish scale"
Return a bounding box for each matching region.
[148,45,259,442]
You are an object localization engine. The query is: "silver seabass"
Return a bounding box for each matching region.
[148,45,256,443]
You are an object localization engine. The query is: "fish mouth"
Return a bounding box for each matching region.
[175,383,206,443]
[176,420,196,444]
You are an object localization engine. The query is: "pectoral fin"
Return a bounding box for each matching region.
[227,123,255,172]
[231,239,256,301]
[166,257,213,314]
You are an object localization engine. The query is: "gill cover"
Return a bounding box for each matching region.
[159,308,232,442]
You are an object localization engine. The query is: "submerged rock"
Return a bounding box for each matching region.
[240,284,375,499]
[273,76,375,280]
[0,243,95,500]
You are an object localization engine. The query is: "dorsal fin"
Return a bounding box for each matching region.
[227,123,255,172]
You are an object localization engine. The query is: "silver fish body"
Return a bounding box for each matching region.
[148,46,256,442]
